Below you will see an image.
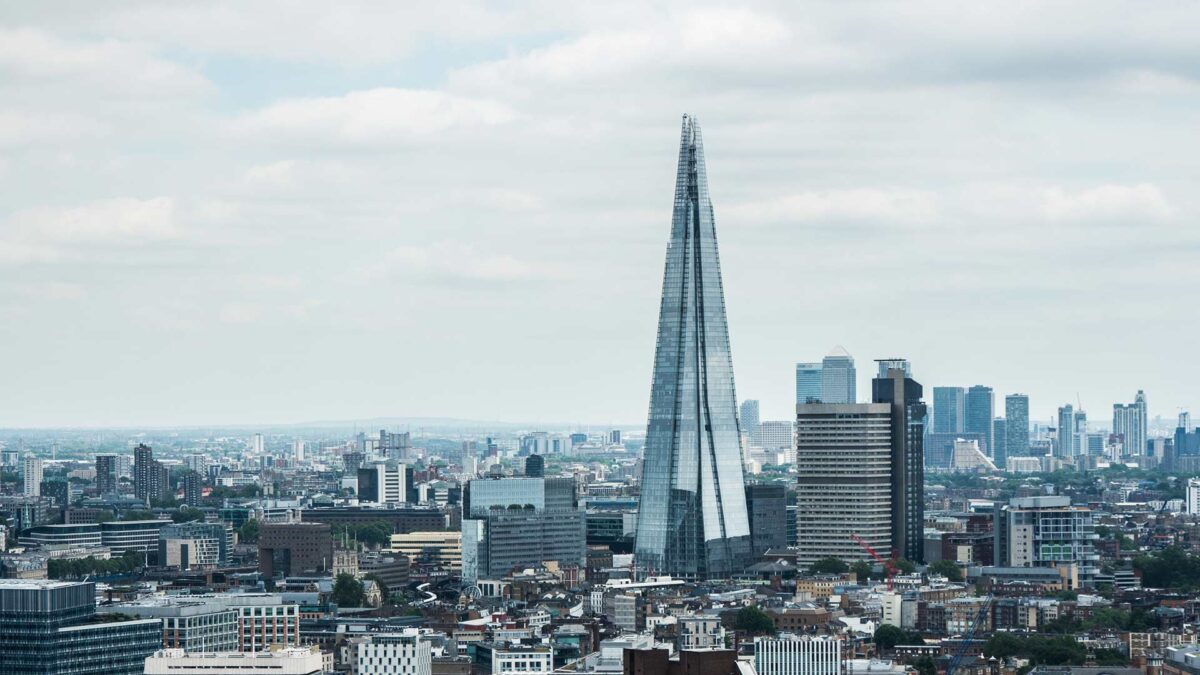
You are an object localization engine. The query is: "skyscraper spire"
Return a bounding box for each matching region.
[634,115,751,579]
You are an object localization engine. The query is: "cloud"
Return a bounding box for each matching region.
[0,197,180,265]
[0,111,106,148]
[375,242,568,285]
[229,88,516,148]
[219,302,262,324]
[1039,184,1174,223]
[0,27,211,98]
[726,189,939,226]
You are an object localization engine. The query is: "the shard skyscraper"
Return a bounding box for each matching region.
[634,115,751,579]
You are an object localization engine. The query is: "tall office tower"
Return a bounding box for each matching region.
[22,457,43,497]
[873,366,927,563]
[0,580,161,675]
[744,483,787,556]
[795,402,893,567]
[292,440,304,463]
[1005,394,1030,458]
[932,387,965,434]
[820,347,856,404]
[1055,405,1078,458]
[1113,398,1147,457]
[993,418,1008,470]
[95,455,118,495]
[610,429,623,445]
[964,386,994,455]
[634,115,751,579]
[252,433,264,455]
[758,421,794,452]
[740,399,761,446]
[795,363,822,404]
[357,462,408,504]
[524,454,545,478]
[1181,411,1193,431]
[876,358,911,379]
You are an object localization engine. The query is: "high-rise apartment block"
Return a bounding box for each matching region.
[873,366,927,563]
[22,457,43,497]
[1113,391,1148,456]
[820,348,856,404]
[634,115,751,579]
[964,385,994,455]
[1005,394,1030,458]
[932,387,965,434]
[994,496,1099,587]
[134,443,169,504]
[95,454,118,495]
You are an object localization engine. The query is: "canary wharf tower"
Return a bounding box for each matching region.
[634,115,752,579]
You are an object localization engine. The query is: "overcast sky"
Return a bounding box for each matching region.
[1,1,1198,429]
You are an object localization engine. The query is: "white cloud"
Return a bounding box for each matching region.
[726,189,939,225]
[0,110,106,148]
[230,89,516,148]
[11,197,179,243]
[219,302,262,324]
[1039,184,1173,223]
[379,242,568,284]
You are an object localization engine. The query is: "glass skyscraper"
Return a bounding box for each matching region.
[964,385,994,455]
[820,347,856,404]
[795,362,822,404]
[634,115,751,579]
[932,386,965,434]
[1005,394,1030,458]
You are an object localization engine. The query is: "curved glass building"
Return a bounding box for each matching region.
[634,115,752,579]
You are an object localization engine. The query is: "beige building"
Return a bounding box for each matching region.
[389,531,461,570]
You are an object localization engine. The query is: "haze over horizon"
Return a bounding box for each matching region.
[2,2,1199,428]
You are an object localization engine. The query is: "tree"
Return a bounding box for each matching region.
[238,518,260,544]
[734,606,776,635]
[984,632,1024,660]
[851,561,874,582]
[331,573,366,607]
[913,656,937,675]
[809,557,849,575]
[874,624,907,651]
[172,507,205,523]
[895,559,917,575]
[928,559,963,582]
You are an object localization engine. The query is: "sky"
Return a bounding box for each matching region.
[1,1,1199,429]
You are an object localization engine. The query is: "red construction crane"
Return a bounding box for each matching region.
[850,533,900,591]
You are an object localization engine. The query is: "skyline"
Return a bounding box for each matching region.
[3,2,1200,427]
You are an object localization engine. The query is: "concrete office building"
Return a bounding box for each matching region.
[759,420,794,452]
[0,580,161,675]
[258,522,334,578]
[115,598,239,653]
[795,403,893,567]
[114,594,298,653]
[357,462,409,505]
[994,496,1099,587]
[144,648,325,675]
[348,630,431,675]
[755,635,842,675]
[1006,394,1030,458]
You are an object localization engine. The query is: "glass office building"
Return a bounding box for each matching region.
[634,115,751,579]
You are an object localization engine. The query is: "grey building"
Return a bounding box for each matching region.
[964,385,994,456]
[95,455,118,495]
[925,431,986,469]
[159,521,232,568]
[820,347,856,404]
[633,115,751,579]
[744,483,787,556]
[0,580,160,675]
[462,476,584,583]
[1005,394,1030,458]
[932,387,965,434]
[993,418,1008,470]
[994,496,1099,587]
[795,363,822,405]
[740,400,761,446]
[112,597,239,653]
[1113,390,1148,456]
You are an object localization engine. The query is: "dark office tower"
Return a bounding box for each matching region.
[932,387,965,434]
[95,454,118,495]
[873,366,927,564]
[744,483,787,556]
[524,454,545,478]
[993,418,1008,471]
[182,471,202,507]
[1005,394,1030,458]
[343,451,365,473]
[634,115,751,579]
[964,386,994,456]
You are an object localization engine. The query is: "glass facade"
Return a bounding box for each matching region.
[634,115,751,579]
[964,385,994,456]
[1005,394,1030,458]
